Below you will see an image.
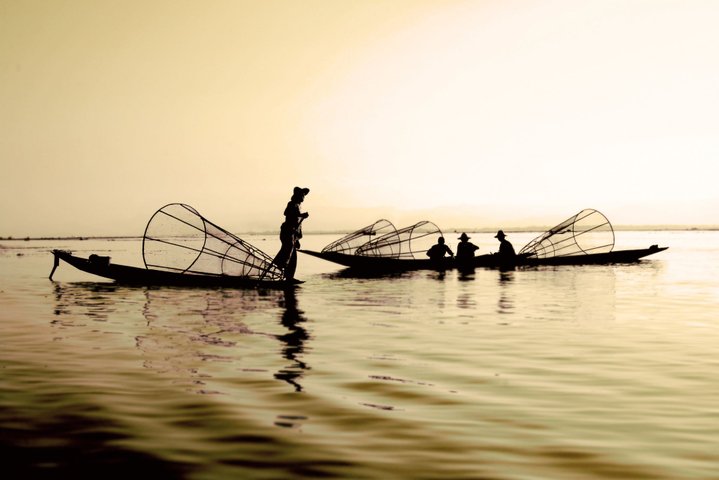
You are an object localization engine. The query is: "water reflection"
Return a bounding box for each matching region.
[51,282,312,393]
[456,290,475,310]
[139,288,256,393]
[497,270,515,315]
[52,282,121,321]
[520,266,618,322]
[274,287,310,392]
[457,265,475,281]
[325,269,412,281]
[140,287,312,393]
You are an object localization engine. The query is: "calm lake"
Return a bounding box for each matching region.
[1,231,718,479]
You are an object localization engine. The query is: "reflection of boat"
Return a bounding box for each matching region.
[301,210,668,272]
[50,203,294,287]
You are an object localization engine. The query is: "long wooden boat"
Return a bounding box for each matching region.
[48,203,301,288]
[300,245,668,272]
[49,250,297,288]
[309,210,668,273]
[301,249,453,270]
[520,245,668,266]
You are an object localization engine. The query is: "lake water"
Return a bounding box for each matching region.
[1,231,718,479]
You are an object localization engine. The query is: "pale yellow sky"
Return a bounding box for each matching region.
[1,0,718,236]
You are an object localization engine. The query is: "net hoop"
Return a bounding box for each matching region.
[519,208,615,258]
[142,203,207,273]
[142,203,283,281]
[322,219,397,255]
[355,221,443,260]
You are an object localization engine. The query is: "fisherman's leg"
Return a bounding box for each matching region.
[285,249,298,280]
[273,244,291,268]
[273,228,293,268]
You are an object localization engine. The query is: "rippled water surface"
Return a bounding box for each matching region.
[2,231,718,479]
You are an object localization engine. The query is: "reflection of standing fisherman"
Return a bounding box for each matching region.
[274,187,310,281]
[275,287,310,392]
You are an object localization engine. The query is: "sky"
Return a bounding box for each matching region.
[1,0,718,237]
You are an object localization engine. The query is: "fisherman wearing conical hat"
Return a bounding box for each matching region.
[273,186,310,281]
[494,230,516,266]
[456,232,479,265]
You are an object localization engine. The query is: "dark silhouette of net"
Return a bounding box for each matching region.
[321,219,397,255]
[142,203,283,281]
[355,221,443,259]
[519,209,615,259]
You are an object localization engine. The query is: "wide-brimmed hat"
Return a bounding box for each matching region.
[293,186,310,196]
[458,233,470,241]
[494,230,506,239]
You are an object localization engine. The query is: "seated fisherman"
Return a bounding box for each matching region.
[456,233,479,263]
[494,230,516,266]
[427,236,454,261]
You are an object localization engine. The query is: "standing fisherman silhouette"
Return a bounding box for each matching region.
[273,187,309,281]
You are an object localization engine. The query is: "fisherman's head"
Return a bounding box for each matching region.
[494,230,507,240]
[438,236,445,245]
[458,233,470,242]
[292,186,310,202]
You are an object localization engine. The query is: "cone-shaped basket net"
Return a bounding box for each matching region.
[519,209,615,259]
[321,219,397,255]
[355,221,443,259]
[142,203,284,281]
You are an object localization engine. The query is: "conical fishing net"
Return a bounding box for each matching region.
[142,203,284,281]
[355,221,443,259]
[322,219,397,255]
[519,209,615,258]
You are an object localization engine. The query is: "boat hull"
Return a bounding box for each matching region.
[50,250,293,288]
[300,246,668,272]
[521,246,667,266]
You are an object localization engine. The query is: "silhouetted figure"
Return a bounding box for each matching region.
[494,230,516,268]
[426,236,453,261]
[455,232,479,265]
[274,187,310,281]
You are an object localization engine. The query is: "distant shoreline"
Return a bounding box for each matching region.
[0,236,143,242]
[1,225,717,241]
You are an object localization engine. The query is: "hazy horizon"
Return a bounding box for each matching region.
[2,1,718,237]
[2,218,717,240]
